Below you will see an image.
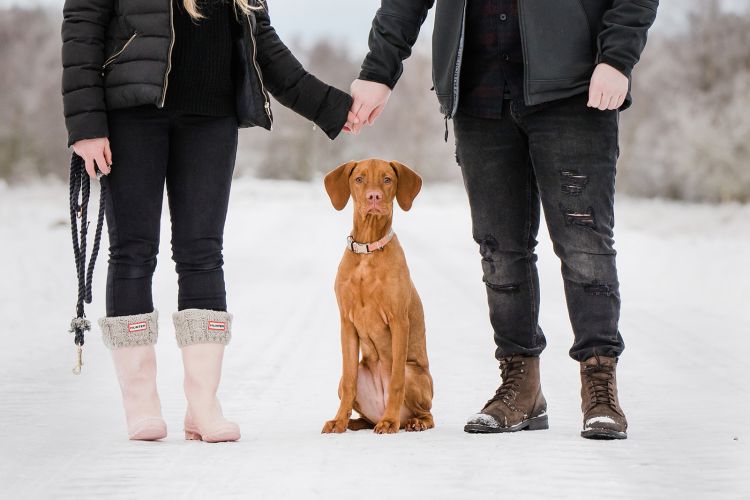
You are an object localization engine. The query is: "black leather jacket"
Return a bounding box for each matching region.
[62,0,351,146]
[359,0,658,117]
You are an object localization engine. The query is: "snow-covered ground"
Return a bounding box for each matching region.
[0,179,748,499]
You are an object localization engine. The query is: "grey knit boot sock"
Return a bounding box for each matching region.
[172,309,232,347]
[98,311,159,350]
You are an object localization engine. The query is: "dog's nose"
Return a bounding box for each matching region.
[366,191,383,203]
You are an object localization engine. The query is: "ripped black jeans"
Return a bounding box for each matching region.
[453,93,625,362]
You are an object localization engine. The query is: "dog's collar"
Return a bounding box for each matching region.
[347,228,395,255]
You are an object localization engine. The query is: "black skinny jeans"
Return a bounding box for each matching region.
[103,106,238,317]
[453,93,625,362]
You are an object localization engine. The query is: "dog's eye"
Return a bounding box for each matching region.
[355,176,364,184]
[383,177,392,184]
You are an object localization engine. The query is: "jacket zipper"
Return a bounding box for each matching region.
[450,0,468,119]
[247,14,273,127]
[445,0,467,141]
[102,32,138,71]
[159,0,175,108]
[518,0,530,105]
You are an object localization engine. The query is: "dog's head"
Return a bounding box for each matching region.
[323,159,422,218]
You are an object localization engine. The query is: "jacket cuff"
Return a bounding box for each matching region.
[357,71,397,90]
[597,54,633,79]
[66,110,109,147]
[314,86,353,140]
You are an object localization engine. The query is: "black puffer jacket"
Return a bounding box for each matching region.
[359,0,658,117]
[61,0,352,146]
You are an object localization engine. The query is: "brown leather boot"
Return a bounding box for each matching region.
[464,355,548,433]
[580,355,628,440]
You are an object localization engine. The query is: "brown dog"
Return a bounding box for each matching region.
[321,159,434,434]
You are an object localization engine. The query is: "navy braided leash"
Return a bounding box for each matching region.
[68,153,106,374]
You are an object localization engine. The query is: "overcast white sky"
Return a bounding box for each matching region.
[0,0,403,52]
[3,0,745,48]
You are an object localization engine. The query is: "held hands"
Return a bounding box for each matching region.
[343,79,392,135]
[588,63,629,111]
[72,137,113,179]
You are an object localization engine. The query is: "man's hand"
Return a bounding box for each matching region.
[72,137,112,179]
[345,79,392,134]
[587,63,629,111]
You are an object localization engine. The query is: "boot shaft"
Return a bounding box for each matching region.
[496,355,544,412]
[485,355,546,421]
[580,355,622,414]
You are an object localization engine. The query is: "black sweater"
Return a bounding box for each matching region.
[164,0,239,116]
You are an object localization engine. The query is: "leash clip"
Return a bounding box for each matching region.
[72,345,83,375]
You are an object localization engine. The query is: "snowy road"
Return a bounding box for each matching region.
[1,179,748,499]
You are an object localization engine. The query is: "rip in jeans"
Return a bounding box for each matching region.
[560,169,589,197]
[560,205,596,229]
[484,278,521,293]
[583,283,614,297]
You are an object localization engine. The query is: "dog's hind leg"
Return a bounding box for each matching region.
[403,364,435,432]
[347,417,375,431]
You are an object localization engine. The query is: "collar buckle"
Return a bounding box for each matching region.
[346,229,394,255]
[347,236,370,254]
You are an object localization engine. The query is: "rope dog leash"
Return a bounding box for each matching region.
[68,153,106,374]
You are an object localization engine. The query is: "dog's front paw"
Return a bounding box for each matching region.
[374,418,399,434]
[321,419,348,434]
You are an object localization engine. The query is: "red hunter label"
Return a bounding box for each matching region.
[128,322,148,333]
[207,321,226,332]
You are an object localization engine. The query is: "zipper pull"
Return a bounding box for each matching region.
[444,115,449,142]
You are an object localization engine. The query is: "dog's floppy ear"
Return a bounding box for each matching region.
[324,161,358,210]
[390,161,422,211]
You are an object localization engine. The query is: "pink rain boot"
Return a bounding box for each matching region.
[173,309,240,443]
[99,311,167,441]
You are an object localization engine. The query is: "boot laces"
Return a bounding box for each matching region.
[584,360,621,415]
[484,357,526,410]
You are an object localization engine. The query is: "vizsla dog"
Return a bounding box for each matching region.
[321,159,434,434]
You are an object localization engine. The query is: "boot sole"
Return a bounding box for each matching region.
[581,428,627,440]
[184,426,240,443]
[464,414,549,434]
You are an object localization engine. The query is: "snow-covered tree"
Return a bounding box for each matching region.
[619,0,750,202]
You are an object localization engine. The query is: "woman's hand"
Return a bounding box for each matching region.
[72,137,113,178]
[345,79,392,134]
[587,63,629,111]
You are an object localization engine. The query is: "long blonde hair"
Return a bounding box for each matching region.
[183,0,263,20]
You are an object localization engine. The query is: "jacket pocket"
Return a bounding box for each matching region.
[522,0,594,82]
[103,32,138,70]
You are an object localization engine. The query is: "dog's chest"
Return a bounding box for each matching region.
[337,258,391,330]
